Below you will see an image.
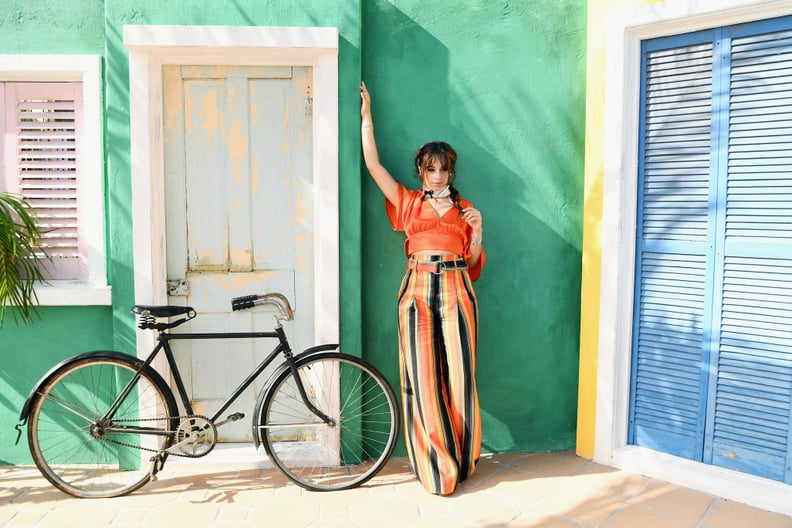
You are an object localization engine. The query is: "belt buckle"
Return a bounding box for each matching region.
[431,261,444,275]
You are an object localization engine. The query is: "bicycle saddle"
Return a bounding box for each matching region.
[131,305,195,318]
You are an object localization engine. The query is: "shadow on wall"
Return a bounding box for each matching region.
[361,1,584,454]
[106,19,138,357]
[0,307,115,465]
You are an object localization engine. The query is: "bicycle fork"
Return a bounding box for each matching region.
[286,358,336,427]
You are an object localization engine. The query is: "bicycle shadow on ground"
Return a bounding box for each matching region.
[183,457,418,503]
[0,457,418,507]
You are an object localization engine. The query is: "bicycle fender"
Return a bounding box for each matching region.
[18,350,152,424]
[250,344,339,448]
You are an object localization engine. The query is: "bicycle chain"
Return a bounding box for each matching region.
[97,414,213,458]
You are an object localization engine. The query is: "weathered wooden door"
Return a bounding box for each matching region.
[162,65,314,442]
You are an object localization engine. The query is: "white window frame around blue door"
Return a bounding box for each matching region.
[595,0,792,517]
[629,16,792,483]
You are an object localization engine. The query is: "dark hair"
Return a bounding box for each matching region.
[414,141,463,213]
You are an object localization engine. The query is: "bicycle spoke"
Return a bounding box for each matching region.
[28,356,176,498]
[38,392,101,425]
[260,353,398,491]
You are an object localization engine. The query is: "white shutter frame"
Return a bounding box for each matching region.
[0,55,109,305]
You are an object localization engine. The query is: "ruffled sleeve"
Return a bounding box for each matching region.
[466,248,486,282]
[385,182,415,232]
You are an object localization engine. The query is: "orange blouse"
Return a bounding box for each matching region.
[386,183,486,281]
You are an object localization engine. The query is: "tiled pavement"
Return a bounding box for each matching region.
[1,449,791,527]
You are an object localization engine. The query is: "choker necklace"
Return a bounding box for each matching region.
[423,186,451,199]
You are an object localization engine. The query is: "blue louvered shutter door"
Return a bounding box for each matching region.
[705,21,792,483]
[629,35,715,459]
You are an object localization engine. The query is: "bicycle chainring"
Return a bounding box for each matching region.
[175,415,217,457]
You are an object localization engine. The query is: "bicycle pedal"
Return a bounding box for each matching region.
[214,412,245,428]
[148,456,161,482]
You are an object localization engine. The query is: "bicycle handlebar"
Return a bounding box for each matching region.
[230,294,258,310]
[231,292,294,321]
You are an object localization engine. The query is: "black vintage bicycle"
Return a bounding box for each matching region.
[17,293,399,498]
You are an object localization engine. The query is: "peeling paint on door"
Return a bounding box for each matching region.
[163,65,314,442]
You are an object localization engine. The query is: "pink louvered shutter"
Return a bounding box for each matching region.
[3,82,86,280]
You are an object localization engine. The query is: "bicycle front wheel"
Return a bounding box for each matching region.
[27,354,178,498]
[259,352,399,491]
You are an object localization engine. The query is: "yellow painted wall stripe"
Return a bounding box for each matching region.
[578,0,666,459]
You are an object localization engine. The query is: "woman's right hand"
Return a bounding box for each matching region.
[360,81,371,119]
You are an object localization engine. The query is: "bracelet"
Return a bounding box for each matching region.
[471,235,482,246]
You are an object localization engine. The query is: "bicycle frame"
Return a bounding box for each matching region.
[102,324,332,431]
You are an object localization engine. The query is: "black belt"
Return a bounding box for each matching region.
[407,258,467,274]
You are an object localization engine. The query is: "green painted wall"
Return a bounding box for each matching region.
[0,308,114,464]
[361,0,586,452]
[0,0,105,54]
[0,1,112,465]
[0,0,586,464]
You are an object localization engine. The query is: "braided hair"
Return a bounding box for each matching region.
[414,141,464,214]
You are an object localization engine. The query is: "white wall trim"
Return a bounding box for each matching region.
[0,55,110,306]
[597,0,792,515]
[123,25,339,355]
[124,25,338,50]
[615,446,792,516]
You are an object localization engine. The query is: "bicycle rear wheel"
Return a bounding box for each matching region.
[27,354,178,498]
[259,352,399,491]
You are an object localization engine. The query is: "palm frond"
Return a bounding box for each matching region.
[0,192,50,328]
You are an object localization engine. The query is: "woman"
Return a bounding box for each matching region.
[360,81,485,496]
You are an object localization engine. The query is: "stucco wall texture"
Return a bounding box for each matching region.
[361,0,585,453]
[0,0,586,464]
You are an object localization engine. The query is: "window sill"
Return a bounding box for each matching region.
[34,283,112,306]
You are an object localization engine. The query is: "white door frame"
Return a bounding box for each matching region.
[124,26,339,361]
[597,0,792,514]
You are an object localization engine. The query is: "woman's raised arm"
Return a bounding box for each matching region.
[360,81,399,206]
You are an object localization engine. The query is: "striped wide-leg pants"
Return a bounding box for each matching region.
[397,257,482,496]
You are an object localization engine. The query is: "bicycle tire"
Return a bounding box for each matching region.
[259,351,399,491]
[27,354,178,498]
